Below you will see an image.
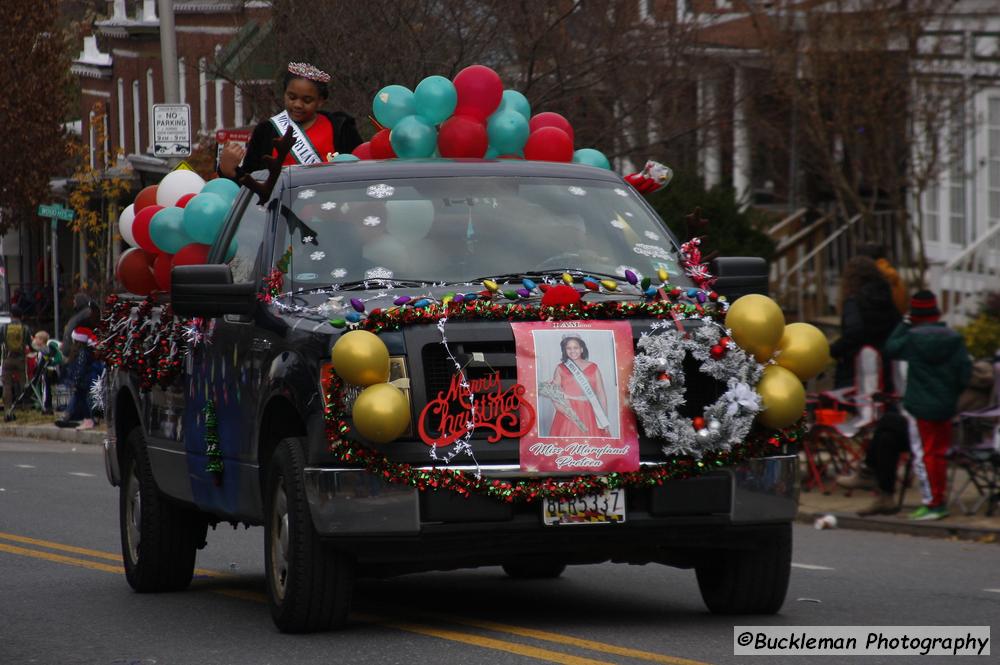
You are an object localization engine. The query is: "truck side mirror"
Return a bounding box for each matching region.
[709,257,769,300]
[171,264,257,317]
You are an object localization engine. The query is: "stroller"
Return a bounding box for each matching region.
[2,344,60,420]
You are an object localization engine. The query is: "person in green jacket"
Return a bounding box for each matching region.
[884,290,972,521]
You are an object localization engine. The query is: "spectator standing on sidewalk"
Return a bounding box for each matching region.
[884,291,972,520]
[56,304,102,430]
[1,305,32,421]
[859,243,909,316]
[830,255,901,390]
[61,292,93,353]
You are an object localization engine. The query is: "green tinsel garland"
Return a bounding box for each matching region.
[203,400,223,483]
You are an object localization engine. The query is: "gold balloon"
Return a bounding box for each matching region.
[756,365,807,429]
[725,294,786,362]
[331,330,390,386]
[352,383,411,444]
[776,322,832,381]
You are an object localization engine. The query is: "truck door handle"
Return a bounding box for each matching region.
[251,337,271,352]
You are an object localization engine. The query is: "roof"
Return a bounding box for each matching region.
[271,159,625,188]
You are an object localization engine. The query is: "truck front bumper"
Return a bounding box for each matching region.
[302,454,797,540]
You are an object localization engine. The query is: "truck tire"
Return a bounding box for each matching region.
[695,523,792,615]
[120,427,206,592]
[265,437,353,633]
[502,561,566,579]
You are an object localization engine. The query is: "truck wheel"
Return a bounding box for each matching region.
[695,523,792,615]
[265,438,353,633]
[120,427,206,592]
[502,561,566,579]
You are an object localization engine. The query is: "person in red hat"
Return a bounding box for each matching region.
[885,290,972,520]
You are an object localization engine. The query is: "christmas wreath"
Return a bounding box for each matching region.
[628,323,763,458]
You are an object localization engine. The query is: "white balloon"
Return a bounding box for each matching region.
[155,170,206,207]
[386,200,434,242]
[118,203,137,247]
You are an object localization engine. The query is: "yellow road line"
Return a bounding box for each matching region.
[354,613,620,665]
[1,531,711,665]
[0,542,123,574]
[392,610,711,665]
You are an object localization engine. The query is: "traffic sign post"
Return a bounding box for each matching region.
[153,103,192,157]
[37,203,76,338]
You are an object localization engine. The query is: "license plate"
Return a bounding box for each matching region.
[542,488,625,525]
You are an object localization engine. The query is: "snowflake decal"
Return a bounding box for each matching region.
[298,189,316,200]
[624,212,634,217]
[632,243,671,260]
[567,186,587,196]
[321,201,337,210]
[644,231,660,241]
[331,268,347,279]
[363,216,382,227]
[611,218,627,229]
[365,266,394,279]
[310,251,326,261]
[301,235,314,244]
[614,188,629,197]
[367,183,395,199]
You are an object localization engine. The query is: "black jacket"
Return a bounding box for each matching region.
[226,110,362,181]
[830,280,901,389]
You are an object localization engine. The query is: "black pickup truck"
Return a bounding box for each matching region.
[102,159,797,633]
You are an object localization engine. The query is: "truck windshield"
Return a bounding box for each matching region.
[282,176,692,289]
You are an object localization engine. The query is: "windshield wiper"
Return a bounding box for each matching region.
[471,269,641,286]
[331,279,430,291]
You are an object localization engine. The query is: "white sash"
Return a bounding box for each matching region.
[563,360,610,430]
[269,111,322,165]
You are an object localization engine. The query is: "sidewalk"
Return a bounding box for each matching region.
[0,420,106,446]
[799,472,1000,544]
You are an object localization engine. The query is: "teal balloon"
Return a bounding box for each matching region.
[414,75,457,125]
[149,207,192,254]
[487,110,529,155]
[182,192,229,244]
[572,148,612,170]
[484,146,499,159]
[372,84,415,129]
[331,153,360,162]
[201,178,239,205]
[498,90,531,120]
[224,238,238,262]
[390,115,437,158]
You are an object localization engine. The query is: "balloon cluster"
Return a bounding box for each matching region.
[331,330,410,444]
[724,294,831,429]
[354,65,611,168]
[115,170,240,295]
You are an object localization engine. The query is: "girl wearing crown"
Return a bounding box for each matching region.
[540,335,611,438]
[219,62,363,180]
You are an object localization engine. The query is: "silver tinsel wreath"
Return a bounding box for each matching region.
[628,323,764,458]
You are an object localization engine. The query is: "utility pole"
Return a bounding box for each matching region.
[158,0,179,104]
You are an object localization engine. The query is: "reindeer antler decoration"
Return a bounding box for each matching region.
[238,127,295,205]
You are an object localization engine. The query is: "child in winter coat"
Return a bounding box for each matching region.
[884,291,972,520]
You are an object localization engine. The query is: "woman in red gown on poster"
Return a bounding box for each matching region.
[544,336,611,437]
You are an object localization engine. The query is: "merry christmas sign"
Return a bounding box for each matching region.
[512,321,639,473]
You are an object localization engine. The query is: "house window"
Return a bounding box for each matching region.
[924,184,939,242]
[88,110,96,169]
[199,57,208,132]
[214,45,224,131]
[948,107,966,246]
[234,84,243,127]
[146,68,155,152]
[117,78,126,150]
[988,96,1000,248]
[178,57,186,105]
[132,80,141,156]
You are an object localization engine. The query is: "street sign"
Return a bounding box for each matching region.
[37,203,75,222]
[153,103,192,157]
[215,128,252,171]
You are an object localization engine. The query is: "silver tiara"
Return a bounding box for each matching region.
[287,62,331,84]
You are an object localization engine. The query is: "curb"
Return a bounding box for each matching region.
[797,511,1000,544]
[0,425,105,446]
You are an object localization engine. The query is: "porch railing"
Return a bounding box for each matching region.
[936,222,1000,327]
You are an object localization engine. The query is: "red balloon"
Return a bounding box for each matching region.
[524,127,574,162]
[528,112,575,146]
[173,243,211,266]
[353,142,373,160]
[175,193,196,208]
[134,185,158,212]
[437,115,488,158]
[116,247,158,296]
[370,129,396,159]
[152,252,174,292]
[131,205,164,254]
[453,65,503,122]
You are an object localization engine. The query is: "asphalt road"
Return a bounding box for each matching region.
[1,438,996,665]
